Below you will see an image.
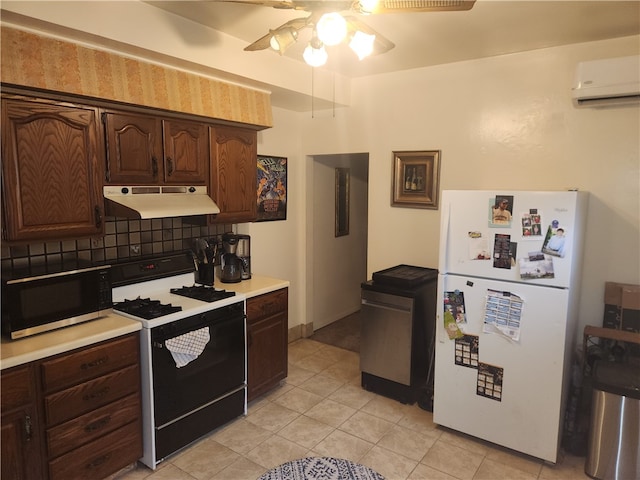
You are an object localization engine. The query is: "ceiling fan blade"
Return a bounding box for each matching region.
[243,16,310,51]
[368,0,476,14]
[343,15,395,55]
[214,1,352,12]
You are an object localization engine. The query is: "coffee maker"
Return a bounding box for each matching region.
[237,234,251,280]
[220,233,242,283]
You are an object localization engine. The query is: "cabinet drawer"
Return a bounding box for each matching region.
[1,365,35,411]
[247,288,288,323]
[46,393,140,458]
[48,419,142,480]
[44,364,139,426]
[41,334,139,393]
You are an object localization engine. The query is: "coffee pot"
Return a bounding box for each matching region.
[220,233,242,283]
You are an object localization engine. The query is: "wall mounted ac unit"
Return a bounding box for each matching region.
[572,55,640,107]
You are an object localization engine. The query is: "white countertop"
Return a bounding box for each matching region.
[0,314,142,370]
[218,274,289,298]
[0,274,289,370]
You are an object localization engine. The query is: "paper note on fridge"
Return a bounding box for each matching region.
[483,289,523,341]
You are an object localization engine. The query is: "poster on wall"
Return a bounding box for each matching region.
[257,155,287,222]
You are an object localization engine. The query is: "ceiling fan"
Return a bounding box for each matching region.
[218,1,476,66]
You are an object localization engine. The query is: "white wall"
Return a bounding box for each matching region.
[294,35,640,345]
[311,153,368,330]
[4,1,637,345]
[238,107,306,328]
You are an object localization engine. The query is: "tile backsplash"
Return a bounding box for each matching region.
[1,216,232,273]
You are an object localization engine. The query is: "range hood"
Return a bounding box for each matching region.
[104,186,220,219]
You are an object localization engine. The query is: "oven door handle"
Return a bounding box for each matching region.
[153,325,220,350]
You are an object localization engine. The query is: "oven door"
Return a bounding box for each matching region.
[150,302,245,427]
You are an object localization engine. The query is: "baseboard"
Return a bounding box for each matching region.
[288,323,313,343]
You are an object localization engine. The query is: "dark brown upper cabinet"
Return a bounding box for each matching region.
[209,126,257,224]
[103,111,208,185]
[1,96,105,242]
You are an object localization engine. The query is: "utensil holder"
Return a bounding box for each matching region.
[196,263,215,286]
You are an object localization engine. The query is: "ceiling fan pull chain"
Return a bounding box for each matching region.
[311,67,315,119]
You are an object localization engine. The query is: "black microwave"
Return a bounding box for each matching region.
[2,265,113,340]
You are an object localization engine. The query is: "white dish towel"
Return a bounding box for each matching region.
[165,327,210,368]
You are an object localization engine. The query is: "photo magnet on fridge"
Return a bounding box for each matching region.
[489,195,514,227]
[542,222,567,257]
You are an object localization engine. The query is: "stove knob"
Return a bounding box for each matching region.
[121,187,129,194]
[188,186,196,193]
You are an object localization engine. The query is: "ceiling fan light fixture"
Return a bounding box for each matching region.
[349,30,376,60]
[269,27,298,54]
[357,0,380,15]
[303,42,328,67]
[316,12,348,46]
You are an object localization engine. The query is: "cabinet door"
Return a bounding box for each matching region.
[1,98,104,241]
[209,126,257,224]
[1,365,44,480]
[1,408,43,480]
[247,313,288,401]
[103,111,163,184]
[247,289,288,401]
[162,119,208,184]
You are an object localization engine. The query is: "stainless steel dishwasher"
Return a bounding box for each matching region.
[360,290,414,386]
[360,265,438,406]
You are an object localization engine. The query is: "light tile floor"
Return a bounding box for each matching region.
[116,339,591,480]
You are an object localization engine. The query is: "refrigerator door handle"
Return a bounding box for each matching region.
[361,298,412,314]
[438,200,452,272]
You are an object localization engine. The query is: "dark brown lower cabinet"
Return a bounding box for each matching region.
[1,365,44,480]
[246,288,289,401]
[0,333,143,480]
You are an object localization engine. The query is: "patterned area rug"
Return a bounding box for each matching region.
[258,457,385,480]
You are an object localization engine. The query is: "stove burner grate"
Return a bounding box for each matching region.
[114,297,182,320]
[170,285,236,303]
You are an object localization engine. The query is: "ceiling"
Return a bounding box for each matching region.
[146,0,640,78]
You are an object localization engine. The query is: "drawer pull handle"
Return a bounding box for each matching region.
[81,356,109,370]
[84,415,111,432]
[87,454,111,469]
[83,387,110,402]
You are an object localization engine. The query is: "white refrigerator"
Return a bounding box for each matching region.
[433,190,588,463]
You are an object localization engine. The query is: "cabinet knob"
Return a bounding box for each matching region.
[167,157,174,176]
[152,157,158,177]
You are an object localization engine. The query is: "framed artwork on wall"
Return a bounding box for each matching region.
[335,168,350,237]
[257,155,287,222]
[392,150,441,209]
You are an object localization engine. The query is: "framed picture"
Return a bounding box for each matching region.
[392,150,441,209]
[335,168,350,237]
[257,155,287,222]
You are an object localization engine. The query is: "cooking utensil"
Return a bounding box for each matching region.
[198,238,210,263]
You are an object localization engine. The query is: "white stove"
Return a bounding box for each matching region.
[112,273,245,328]
[110,252,247,469]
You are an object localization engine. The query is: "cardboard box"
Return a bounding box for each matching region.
[603,282,640,333]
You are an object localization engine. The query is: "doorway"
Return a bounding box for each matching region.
[310,153,369,332]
